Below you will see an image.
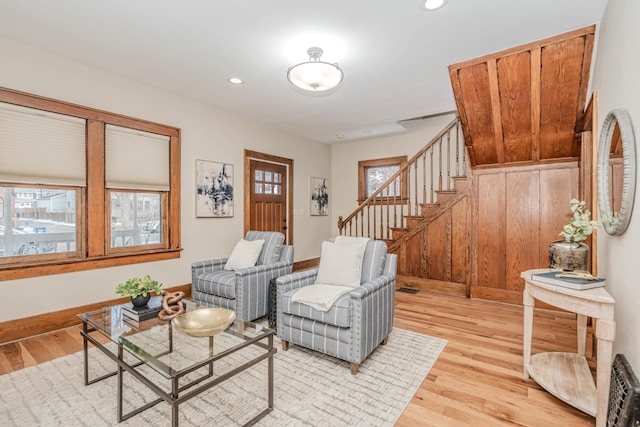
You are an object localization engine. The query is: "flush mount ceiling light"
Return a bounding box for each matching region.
[287,47,344,92]
[424,0,448,10]
[228,77,244,85]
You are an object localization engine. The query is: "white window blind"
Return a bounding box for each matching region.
[0,102,86,186]
[105,124,170,191]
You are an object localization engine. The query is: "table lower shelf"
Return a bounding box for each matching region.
[526,351,597,417]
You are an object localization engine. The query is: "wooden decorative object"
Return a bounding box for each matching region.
[157,290,185,321]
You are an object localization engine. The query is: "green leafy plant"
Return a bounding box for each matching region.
[114,275,163,298]
[559,199,599,243]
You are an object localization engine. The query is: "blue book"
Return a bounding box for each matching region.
[531,271,605,290]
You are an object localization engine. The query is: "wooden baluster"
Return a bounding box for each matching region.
[386,192,390,240]
[455,124,460,177]
[438,138,443,192]
[422,152,426,206]
[430,148,434,203]
[413,162,418,216]
[372,197,377,240]
[447,131,451,190]
[338,216,344,235]
[393,176,398,229]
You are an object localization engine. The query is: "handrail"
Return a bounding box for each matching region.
[338,117,464,240]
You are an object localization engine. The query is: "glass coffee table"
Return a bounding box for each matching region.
[78,302,275,427]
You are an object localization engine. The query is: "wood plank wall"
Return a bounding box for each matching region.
[471,162,579,304]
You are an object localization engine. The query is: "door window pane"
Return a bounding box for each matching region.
[265,171,272,182]
[255,183,263,194]
[110,192,162,248]
[255,170,263,181]
[0,186,77,258]
[274,173,282,183]
[265,184,272,194]
[274,184,281,195]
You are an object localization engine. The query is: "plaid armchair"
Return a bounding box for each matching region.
[191,231,293,321]
[276,239,397,374]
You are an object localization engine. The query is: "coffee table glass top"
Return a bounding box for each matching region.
[79,302,273,379]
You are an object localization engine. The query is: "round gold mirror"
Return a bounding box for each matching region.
[597,109,636,235]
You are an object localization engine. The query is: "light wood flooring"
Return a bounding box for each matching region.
[0,290,596,426]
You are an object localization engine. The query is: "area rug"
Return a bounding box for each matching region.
[0,328,446,426]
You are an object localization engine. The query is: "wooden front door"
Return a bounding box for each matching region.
[248,159,289,242]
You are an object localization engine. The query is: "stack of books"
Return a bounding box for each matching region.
[531,271,605,290]
[122,296,164,323]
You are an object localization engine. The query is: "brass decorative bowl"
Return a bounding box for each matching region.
[172,308,236,337]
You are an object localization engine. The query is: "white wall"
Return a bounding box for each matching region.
[0,37,333,321]
[591,0,640,371]
[330,113,457,224]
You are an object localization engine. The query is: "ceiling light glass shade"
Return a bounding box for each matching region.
[287,47,344,92]
[424,0,447,10]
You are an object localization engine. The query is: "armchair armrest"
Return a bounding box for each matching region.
[275,268,319,293]
[349,273,396,300]
[191,258,228,277]
[233,259,293,278]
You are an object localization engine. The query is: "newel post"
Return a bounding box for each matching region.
[337,216,344,235]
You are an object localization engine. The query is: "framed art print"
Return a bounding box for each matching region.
[196,159,234,217]
[310,176,328,216]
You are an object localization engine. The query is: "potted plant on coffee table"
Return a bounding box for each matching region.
[115,275,163,308]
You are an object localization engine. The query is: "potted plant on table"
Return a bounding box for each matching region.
[115,275,163,308]
[549,199,600,272]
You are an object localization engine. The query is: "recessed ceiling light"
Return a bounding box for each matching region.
[424,0,447,11]
[336,134,345,139]
[228,77,244,85]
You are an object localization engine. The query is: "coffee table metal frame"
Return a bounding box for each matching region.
[78,306,275,427]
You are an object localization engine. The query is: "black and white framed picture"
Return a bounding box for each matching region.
[310,176,329,216]
[196,159,234,217]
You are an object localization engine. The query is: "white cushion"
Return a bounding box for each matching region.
[224,239,265,270]
[315,240,366,288]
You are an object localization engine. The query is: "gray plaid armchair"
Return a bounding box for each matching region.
[276,239,397,374]
[191,231,293,321]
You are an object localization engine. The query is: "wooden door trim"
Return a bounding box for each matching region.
[244,150,294,244]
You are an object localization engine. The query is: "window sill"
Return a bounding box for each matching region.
[0,248,182,281]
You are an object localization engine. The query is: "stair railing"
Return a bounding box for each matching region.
[338,117,464,240]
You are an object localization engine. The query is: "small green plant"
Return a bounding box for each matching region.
[559,199,599,243]
[114,275,163,298]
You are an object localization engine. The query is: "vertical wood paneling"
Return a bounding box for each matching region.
[539,38,585,159]
[451,197,469,285]
[497,52,533,162]
[405,232,423,277]
[426,212,450,281]
[476,173,506,288]
[538,167,579,266]
[487,59,505,164]
[530,48,541,161]
[458,63,498,165]
[505,171,539,291]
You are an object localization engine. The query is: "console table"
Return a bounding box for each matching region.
[521,269,615,427]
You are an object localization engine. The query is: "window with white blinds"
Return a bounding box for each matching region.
[0,102,86,186]
[0,87,181,280]
[105,124,170,191]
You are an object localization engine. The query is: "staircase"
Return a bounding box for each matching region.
[338,117,471,296]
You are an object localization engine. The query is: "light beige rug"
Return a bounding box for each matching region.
[0,328,446,426]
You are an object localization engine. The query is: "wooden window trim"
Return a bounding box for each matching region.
[357,156,408,203]
[0,86,181,281]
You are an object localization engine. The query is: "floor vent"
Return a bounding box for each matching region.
[607,354,640,426]
[397,288,419,294]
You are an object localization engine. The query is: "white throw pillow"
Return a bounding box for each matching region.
[315,241,365,288]
[224,239,265,270]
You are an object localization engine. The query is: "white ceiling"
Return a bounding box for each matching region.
[0,0,607,143]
